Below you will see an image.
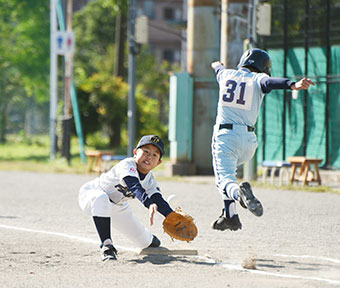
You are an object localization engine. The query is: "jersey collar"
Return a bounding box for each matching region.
[240,67,251,73]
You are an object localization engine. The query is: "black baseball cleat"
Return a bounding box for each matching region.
[148,235,161,248]
[238,182,263,217]
[101,244,117,261]
[212,210,242,231]
[101,241,118,261]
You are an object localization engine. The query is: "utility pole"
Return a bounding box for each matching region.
[61,0,73,164]
[127,0,137,156]
[187,0,219,174]
[244,0,258,181]
[50,0,58,159]
[248,0,257,48]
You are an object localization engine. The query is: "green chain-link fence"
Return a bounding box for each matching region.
[257,45,340,168]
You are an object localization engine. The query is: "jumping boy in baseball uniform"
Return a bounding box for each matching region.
[79,135,173,261]
[211,48,315,231]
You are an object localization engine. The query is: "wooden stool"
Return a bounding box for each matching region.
[287,156,322,186]
[85,150,114,174]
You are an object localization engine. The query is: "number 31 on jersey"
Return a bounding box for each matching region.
[220,78,254,111]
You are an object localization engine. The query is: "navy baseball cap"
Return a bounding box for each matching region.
[136,135,165,157]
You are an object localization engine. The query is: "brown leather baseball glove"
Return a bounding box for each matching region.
[162,211,198,242]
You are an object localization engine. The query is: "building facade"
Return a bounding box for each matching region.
[137,0,184,64]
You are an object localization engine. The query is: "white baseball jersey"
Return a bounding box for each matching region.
[215,66,268,127]
[78,157,159,249]
[98,157,160,205]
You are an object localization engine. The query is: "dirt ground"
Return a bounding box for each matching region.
[0,170,340,288]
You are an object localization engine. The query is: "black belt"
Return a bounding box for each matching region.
[219,123,254,132]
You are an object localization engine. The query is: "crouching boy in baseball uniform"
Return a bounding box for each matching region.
[79,135,173,261]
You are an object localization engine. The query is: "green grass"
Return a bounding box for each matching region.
[0,135,88,174]
[0,134,168,175]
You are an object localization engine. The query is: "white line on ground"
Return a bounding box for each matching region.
[219,263,340,286]
[274,253,340,264]
[0,224,139,253]
[196,256,340,286]
[1,224,340,286]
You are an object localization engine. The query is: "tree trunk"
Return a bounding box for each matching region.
[0,80,7,143]
[109,119,121,147]
[114,13,127,78]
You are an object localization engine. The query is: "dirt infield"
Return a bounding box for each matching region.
[0,171,340,288]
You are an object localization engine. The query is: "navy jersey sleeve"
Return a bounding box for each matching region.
[123,176,153,208]
[260,77,295,94]
[149,193,173,217]
[123,176,173,217]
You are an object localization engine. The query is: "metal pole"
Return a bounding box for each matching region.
[325,0,330,167]
[50,0,58,159]
[220,0,228,65]
[61,0,73,164]
[64,0,72,117]
[262,95,266,161]
[303,0,309,156]
[127,0,137,156]
[283,0,288,160]
[251,0,257,47]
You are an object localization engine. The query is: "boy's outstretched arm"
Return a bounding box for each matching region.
[123,176,173,218]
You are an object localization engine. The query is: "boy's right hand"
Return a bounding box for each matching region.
[149,203,158,226]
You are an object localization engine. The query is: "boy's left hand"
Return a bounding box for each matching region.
[292,78,315,90]
[211,61,223,70]
[149,203,158,226]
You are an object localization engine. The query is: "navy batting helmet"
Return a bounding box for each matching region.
[237,48,272,76]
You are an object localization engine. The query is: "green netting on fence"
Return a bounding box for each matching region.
[329,47,340,167]
[257,46,340,168]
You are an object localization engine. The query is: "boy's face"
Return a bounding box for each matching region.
[133,144,162,174]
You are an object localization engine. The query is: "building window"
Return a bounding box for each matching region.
[144,0,155,19]
[175,8,182,20]
[163,7,174,20]
[163,49,175,62]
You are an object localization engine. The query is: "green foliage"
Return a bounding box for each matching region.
[73,0,120,77]
[0,0,50,101]
[73,0,178,151]
[135,85,168,144]
[135,47,180,149]
[0,0,50,142]
[80,70,128,147]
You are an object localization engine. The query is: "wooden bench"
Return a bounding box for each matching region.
[262,160,292,185]
[287,156,323,186]
[85,150,115,174]
[101,155,128,172]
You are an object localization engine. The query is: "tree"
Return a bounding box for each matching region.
[73,0,179,150]
[73,0,120,77]
[80,71,128,147]
[136,48,179,125]
[0,0,50,142]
